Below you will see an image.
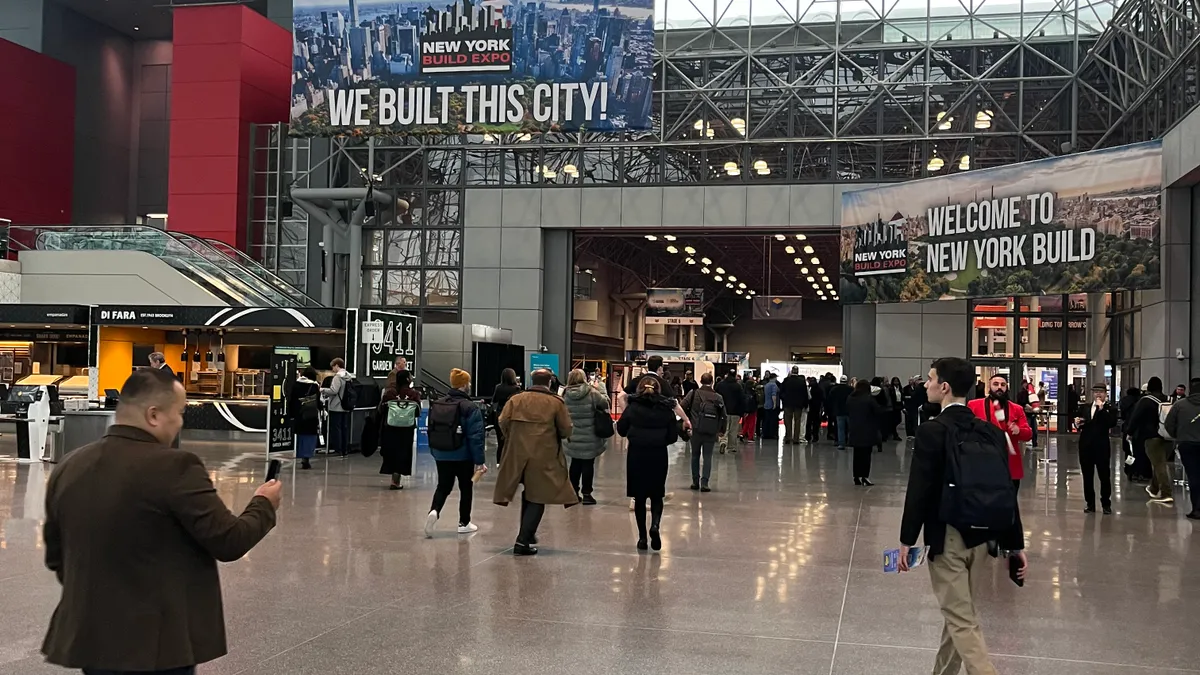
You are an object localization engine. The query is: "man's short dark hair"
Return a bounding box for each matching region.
[700,372,713,385]
[1190,378,1200,395]
[119,368,181,407]
[647,355,664,373]
[930,357,975,398]
[531,368,554,387]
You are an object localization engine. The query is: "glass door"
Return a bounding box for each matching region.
[1020,361,1063,433]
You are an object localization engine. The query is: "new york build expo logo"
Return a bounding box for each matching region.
[853,212,910,276]
[421,0,513,74]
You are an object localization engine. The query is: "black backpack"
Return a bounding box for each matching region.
[339,377,362,410]
[427,398,464,451]
[937,416,1017,534]
[692,393,724,436]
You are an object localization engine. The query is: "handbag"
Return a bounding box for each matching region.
[593,403,615,439]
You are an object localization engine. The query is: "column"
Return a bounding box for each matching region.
[168,4,291,248]
[1140,187,1190,386]
[842,303,877,377]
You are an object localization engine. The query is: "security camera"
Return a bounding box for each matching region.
[1176,348,1186,361]
[539,345,549,353]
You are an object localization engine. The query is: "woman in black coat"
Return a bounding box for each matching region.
[888,377,905,440]
[847,380,884,486]
[288,367,322,470]
[491,368,523,466]
[617,376,678,552]
[870,377,891,452]
[378,370,423,489]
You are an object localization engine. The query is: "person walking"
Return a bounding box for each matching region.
[715,371,743,453]
[378,370,422,489]
[805,376,826,442]
[846,379,883,485]
[1165,378,1200,520]
[41,368,280,675]
[681,372,726,492]
[898,357,1027,675]
[320,358,356,456]
[1076,382,1119,514]
[681,370,699,396]
[1128,377,1172,500]
[385,356,408,391]
[761,373,780,440]
[289,366,321,470]
[827,375,853,450]
[423,368,487,537]
[618,376,678,552]
[1119,385,1143,480]
[886,377,905,440]
[968,375,1032,490]
[739,374,759,444]
[780,366,810,444]
[493,368,577,556]
[562,368,610,505]
[491,368,523,467]
[870,377,891,452]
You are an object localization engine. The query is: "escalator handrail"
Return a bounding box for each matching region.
[182,234,321,307]
[164,233,297,307]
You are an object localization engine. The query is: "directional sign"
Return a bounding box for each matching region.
[361,320,385,344]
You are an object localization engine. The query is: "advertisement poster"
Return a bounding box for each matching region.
[267,352,298,454]
[839,141,1162,304]
[290,0,655,135]
[645,288,704,325]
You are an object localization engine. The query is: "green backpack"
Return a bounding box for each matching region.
[386,399,420,428]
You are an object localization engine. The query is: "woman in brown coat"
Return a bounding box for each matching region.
[493,369,577,556]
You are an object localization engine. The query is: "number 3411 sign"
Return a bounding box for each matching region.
[364,310,418,378]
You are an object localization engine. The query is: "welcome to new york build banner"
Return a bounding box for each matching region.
[289,0,654,135]
[837,141,1163,305]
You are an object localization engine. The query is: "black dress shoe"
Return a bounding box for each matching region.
[1103,506,1113,515]
[690,483,700,491]
[513,542,539,556]
[854,477,862,486]
[861,478,875,487]
[1084,506,1096,513]
[636,538,648,551]
[700,485,712,493]
[649,526,662,551]
[1187,511,1200,520]
[581,494,597,505]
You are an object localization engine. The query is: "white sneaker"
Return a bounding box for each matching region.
[424,510,439,538]
[1151,496,1175,505]
[1146,486,1162,499]
[457,522,479,534]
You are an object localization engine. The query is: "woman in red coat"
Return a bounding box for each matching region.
[967,375,1034,489]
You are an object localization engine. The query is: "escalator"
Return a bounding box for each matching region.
[5,225,320,308]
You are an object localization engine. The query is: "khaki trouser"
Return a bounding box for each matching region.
[782,407,804,441]
[928,526,997,675]
[1146,437,1175,498]
[720,414,741,448]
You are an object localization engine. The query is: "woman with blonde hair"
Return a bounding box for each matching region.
[617,375,678,551]
[562,368,611,505]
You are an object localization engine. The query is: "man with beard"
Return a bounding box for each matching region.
[967,374,1033,489]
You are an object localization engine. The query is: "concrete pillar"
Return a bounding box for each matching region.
[1140,186,1191,386]
[1085,292,1108,387]
[842,303,877,378]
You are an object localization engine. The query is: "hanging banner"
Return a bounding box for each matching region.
[751,296,803,320]
[645,288,703,325]
[289,0,655,135]
[267,352,298,453]
[838,141,1163,304]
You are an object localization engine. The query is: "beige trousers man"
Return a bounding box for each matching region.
[928,526,997,675]
[720,414,741,451]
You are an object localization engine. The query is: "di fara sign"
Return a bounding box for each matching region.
[838,141,1163,304]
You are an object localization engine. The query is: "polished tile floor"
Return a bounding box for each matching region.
[1,429,1198,674]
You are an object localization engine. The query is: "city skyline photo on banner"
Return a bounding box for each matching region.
[290,0,655,135]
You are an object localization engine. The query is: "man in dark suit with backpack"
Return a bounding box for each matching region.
[898,357,1027,675]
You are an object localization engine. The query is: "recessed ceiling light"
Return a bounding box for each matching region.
[736,289,743,294]
[775,234,786,241]
[738,282,746,289]
[133,25,140,31]
[807,276,815,282]
[701,257,712,265]
[714,275,723,281]
[686,258,696,265]
[826,283,834,289]
[821,276,829,282]
[794,258,802,264]
[727,275,737,282]
[666,245,678,253]
[785,245,795,254]
[645,234,657,241]
[726,282,734,288]
[684,246,696,255]
[701,267,710,274]
[817,267,825,274]
[803,245,814,254]
[663,235,676,241]
[812,283,820,289]
[800,267,809,274]
[715,267,725,274]
[795,234,807,240]
[811,257,819,264]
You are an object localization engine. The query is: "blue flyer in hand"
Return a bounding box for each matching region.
[883,546,928,573]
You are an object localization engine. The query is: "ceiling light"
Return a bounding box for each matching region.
[723,161,738,172]
[645,234,657,241]
[807,276,815,282]
[817,267,825,274]
[826,283,834,289]
[716,267,725,274]
[735,289,743,294]
[748,290,756,295]
[775,234,786,241]
[928,155,945,171]
[753,159,767,171]
[563,163,578,175]
[785,245,795,254]
[705,128,714,138]
[795,234,806,241]
[714,275,723,281]
[821,276,829,282]
[666,245,678,253]
[811,257,819,264]
[756,167,771,175]
[686,257,696,264]
[812,283,821,289]
[726,282,734,288]
[731,118,746,135]
[693,119,705,131]
[684,246,696,254]
[542,169,556,179]
[701,257,712,265]
[800,267,809,274]
[974,111,992,129]
[726,167,740,176]
[738,282,746,289]
[794,258,803,265]
[958,154,971,170]
[701,267,710,274]
[727,275,737,282]
[663,234,676,241]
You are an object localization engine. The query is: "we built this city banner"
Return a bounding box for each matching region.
[838,141,1163,304]
[289,0,655,135]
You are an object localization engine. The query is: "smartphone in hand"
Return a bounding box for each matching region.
[1008,554,1025,587]
[265,459,282,482]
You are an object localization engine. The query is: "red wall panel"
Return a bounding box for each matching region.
[0,38,75,225]
[167,5,290,249]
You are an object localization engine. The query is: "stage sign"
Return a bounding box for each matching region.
[645,288,703,325]
[839,141,1162,304]
[289,0,655,135]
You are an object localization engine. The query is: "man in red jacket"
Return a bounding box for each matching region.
[968,374,1033,489]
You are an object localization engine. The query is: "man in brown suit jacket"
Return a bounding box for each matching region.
[493,368,576,556]
[41,368,282,675]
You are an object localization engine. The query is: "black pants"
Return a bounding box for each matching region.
[905,407,919,436]
[853,446,873,479]
[569,457,595,495]
[328,410,350,455]
[84,662,193,667]
[496,428,506,466]
[761,408,778,439]
[1179,443,1200,513]
[633,496,664,540]
[826,410,837,440]
[518,493,545,545]
[805,407,822,441]
[1080,445,1112,509]
[430,459,474,527]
